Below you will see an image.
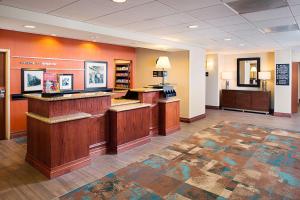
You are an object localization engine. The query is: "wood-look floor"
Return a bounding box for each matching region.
[0,108,299,200]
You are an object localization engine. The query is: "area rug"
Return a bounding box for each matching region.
[60,121,300,200]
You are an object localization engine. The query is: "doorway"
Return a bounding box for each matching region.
[0,49,10,140]
[0,52,5,139]
[292,62,299,113]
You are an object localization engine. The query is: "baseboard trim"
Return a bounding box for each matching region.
[205,105,220,110]
[10,131,27,139]
[109,136,151,154]
[274,112,292,118]
[26,153,91,179]
[180,114,206,123]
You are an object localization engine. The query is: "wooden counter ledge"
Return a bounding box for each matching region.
[111,99,140,107]
[26,112,92,124]
[24,92,113,101]
[158,98,180,103]
[109,103,151,112]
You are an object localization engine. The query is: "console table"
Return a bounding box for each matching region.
[221,90,271,114]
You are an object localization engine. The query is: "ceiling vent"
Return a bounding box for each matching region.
[224,0,288,14]
[263,24,299,33]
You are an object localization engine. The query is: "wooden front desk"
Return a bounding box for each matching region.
[25,92,112,178]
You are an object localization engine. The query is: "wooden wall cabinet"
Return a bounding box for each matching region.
[221,90,271,113]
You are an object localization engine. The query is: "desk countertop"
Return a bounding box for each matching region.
[109,103,151,112]
[111,99,140,107]
[24,92,113,101]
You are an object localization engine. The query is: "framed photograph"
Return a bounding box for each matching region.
[21,68,45,93]
[58,74,74,91]
[84,61,108,90]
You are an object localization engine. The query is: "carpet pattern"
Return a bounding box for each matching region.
[60,121,300,200]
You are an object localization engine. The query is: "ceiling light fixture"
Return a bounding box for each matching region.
[24,25,36,29]
[240,43,245,46]
[112,0,127,3]
[51,34,57,37]
[224,38,232,41]
[188,25,198,29]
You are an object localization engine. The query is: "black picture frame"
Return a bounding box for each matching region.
[58,74,74,91]
[237,57,260,88]
[84,61,108,91]
[21,68,46,93]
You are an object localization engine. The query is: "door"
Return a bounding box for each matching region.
[292,63,299,113]
[0,52,5,139]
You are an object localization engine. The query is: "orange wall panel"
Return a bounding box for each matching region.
[0,29,136,134]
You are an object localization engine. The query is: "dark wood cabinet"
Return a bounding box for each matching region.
[221,90,270,113]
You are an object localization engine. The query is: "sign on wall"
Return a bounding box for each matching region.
[276,64,289,86]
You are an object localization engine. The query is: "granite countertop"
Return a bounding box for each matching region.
[24,92,113,101]
[158,98,180,103]
[130,88,163,93]
[27,112,92,124]
[111,98,140,107]
[109,103,151,112]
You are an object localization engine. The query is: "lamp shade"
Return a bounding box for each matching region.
[250,66,257,72]
[222,72,233,80]
[258,72,271,80]
[156,56,171,69]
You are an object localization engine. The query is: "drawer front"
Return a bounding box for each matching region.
[236,92,252,109]
[251,92,270,111]
[222,90,236,107]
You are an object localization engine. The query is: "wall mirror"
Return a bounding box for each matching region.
[237,57,260,87]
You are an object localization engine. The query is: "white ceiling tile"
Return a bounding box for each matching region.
[188,4,235,20]
[0,0,77,13]
[154,13,197,26]
[157,0,221,11]
[242,7,293,21]
[290,4,300,16]
[88,1,176,26]
[254,17,296,28]
[206,15,247,27]
[288,0,300,5]
[50,0,153,21]
[121,19,166,32]
[220,23,256,32]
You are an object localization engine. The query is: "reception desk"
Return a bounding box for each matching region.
[25,89,180,178]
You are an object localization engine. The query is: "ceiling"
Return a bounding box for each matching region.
[1,0,300,53]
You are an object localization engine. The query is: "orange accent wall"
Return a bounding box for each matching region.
[0,29,136,134]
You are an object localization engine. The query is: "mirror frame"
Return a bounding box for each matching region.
[237,57,260,88]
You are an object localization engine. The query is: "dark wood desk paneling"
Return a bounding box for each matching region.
[138,92,160,136]
[221,90,270,113]
[26,117,91,178]
[159,99,180,135]
[109,106,150,154]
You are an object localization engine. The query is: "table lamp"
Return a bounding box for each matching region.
[156,56,171,85]
[222,72,233,90]
[258,71,271,91]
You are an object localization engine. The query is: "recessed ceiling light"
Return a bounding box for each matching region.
[224,38,232,41]
[24,25,36,29]
[51,34,57,37]
[112,0,127,3]
[188,25,198,29]
[240,43,245,46]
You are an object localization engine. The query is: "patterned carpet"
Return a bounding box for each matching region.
[60,121,300,200]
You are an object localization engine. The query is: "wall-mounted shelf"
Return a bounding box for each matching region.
[115,60,131,89]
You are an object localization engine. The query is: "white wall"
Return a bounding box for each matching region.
[189,48,206,117]
[274,49,292,114]
[218,52,275,108]
[206,54,219,107]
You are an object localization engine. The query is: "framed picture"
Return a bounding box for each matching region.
[21,68,45,93]
[58,74,74,91]
[84,61,108,90]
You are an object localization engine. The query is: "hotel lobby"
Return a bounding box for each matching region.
[0,0,300,199]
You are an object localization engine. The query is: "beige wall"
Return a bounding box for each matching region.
[219,52,275,108]
[206,54,219,107]
[135,48,190,118]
